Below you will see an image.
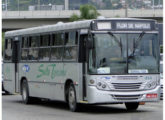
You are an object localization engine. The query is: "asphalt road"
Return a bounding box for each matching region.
[2,94,163,120]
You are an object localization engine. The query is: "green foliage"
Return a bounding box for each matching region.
[70,4,100,22]
[115,15,120,18]
[70,14,80,22]
[80,4,99,19]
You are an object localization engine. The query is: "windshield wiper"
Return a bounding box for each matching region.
[128,31,145,58]
[108,32,122,53]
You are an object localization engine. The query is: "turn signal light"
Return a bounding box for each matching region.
[90,79,95,84]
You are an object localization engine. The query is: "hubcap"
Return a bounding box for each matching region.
[22,84,27,101]
[68,87,75,108]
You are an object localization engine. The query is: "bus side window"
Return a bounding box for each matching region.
[63,31,78,61]
[21,49,28,60]
[28,49,39,60]
[64,31,77,45]
[39,34,51,61]
[22,37,28,48]
[40,34,50,46]
[51,33,64,61]
[64,32,69,45]
[51,48,63,60]
[28,36,39,60]
[4,39,12,61]
[52,33,64,46]
[29,36,39,47]
[63,47,77,60]
[21,37,29,61]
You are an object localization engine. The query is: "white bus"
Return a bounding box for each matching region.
[3,18,160,112]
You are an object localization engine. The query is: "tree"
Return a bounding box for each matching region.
[70,14,80,22]
[80,4,100,19]
[70,4,100,22]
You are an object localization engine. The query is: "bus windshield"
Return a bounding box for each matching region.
[88,33,159,74]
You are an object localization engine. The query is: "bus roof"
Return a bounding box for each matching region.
[5,20,92,37]
[5,18,156,37]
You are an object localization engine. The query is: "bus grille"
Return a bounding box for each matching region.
[111,82,142,91]
[112,95,142,101]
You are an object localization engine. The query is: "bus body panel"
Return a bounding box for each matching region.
[3,63,16,93]
[18,62,82,101]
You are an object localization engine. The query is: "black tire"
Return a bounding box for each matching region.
[125,102,139,111]
[68,83,79,112]
[2,82,9,95]
[21,80,33,104]
[5,91,10,95]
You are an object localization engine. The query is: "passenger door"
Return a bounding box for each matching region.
[12,37,20,93]
[3,38,18,93]
[79,34,88,100]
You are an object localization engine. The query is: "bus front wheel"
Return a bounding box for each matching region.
[68,84,79,112]
[125,102,139,111]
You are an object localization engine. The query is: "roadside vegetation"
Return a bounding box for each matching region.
[70,4,100,22]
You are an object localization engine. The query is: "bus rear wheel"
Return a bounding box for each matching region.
[125,102,139,111]
[21,80,32,104]
[68,84,79,112]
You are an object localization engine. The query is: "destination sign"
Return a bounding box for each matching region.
[93,20,155,31]
[116,22,151,30]
[97,22,111,30]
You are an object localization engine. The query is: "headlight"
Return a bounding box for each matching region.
[144,80,159,90]
[96,81,110,90]
[97,82,102,86]
[88,77,111,90]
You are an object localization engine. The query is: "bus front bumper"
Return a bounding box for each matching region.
[86,86,160,104]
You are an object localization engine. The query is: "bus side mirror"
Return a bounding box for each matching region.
[87,38,94,49]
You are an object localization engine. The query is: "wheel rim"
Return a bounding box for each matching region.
[22,84,27,101]
[68,87,75,109]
